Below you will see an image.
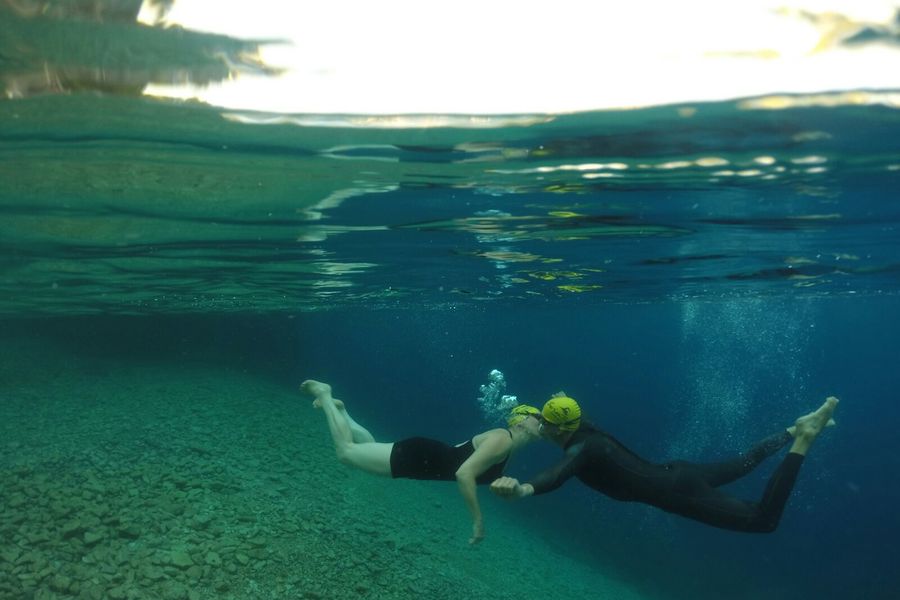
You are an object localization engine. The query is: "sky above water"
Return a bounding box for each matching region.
[139,0,900,114]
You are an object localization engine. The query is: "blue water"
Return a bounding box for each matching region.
[3,4,900,599]
[9,297,898,598]
[301,299,898,599]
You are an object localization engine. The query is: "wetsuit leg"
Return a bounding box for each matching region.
[685,430,793,488]
[664,451,805,533]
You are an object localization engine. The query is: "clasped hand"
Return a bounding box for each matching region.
[490,476,522,498]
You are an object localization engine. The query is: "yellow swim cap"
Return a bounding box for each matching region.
[541,396,581,431]
[507,404,541,427]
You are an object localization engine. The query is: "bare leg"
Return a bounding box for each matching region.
[302,380,352,444]
[789,396,839,456]
[301,380,393,476]
[312,395,376,443]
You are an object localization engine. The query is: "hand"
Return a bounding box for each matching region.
[490,476,522,499]
[469,520,484,545]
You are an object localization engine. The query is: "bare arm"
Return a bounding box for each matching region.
[455,430,511,545]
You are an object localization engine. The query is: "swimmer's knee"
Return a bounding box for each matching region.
[760,520,779,533]
[334,442,355,465]
[751,517,779,533]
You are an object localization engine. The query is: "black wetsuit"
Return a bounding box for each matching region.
[390,432,511,484]
[529,423,801,533]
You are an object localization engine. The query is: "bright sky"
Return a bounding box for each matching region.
[140,0,900,114]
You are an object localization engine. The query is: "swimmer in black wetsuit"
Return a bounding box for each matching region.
[490,393,838,533]
[301,380,541,544]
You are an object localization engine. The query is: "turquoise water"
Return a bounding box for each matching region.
[3,4,900,600]
[4,92,899,316]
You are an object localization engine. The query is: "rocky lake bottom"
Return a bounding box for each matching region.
[0,331,654,600]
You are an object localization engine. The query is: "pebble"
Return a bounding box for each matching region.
[61,519,85,539]
[107,585,128,600]
[186,566,203,579]
[142,566,166,581]
[160,580,188,600]
[80,582,104,600]
[49,574,72,593]
[83,530,105,546]
[117,524,141,540]
[33,588,55,600]
[0,548,21,563]
[169,550,193,568]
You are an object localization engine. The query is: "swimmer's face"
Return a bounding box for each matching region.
[538,416,576,444]
[538,416,559,437]
[522,414,542,436]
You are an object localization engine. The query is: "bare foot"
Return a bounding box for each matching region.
[300,379,332,398]
[789,396,838,455]
[795,396,839,440]
[787,417,835,438]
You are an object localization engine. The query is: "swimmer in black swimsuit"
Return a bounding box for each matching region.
[301,380,541,544]
[491,393,838,533]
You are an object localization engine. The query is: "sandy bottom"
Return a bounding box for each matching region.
[0,335,657,600]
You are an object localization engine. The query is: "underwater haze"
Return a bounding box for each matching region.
[2,3,900,600]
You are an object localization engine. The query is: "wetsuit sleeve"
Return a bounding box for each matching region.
[527,446,585,495]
